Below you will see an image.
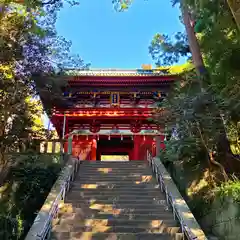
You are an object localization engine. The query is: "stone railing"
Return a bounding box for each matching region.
[25,156,80,240]
[147,151,208,240]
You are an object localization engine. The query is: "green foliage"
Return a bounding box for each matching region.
[0,0,87,233]
[156,66,233,184]
[111,0,240,236]
[189,0,240,111]
[149,32,191,65]
[112,0,133,11]
[160,136,202,163]
[215,179,240,204]
[0,0,89,173]
[0,153,62,240]
[146,0,240,176]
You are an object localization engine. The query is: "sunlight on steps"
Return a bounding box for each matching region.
[88,203,122,215]
[97,168,113,173]
[80,184,98,189]
[135,175,152,184]
[24,158,206,240]
[100,155,129,161]
[50,161,184,240]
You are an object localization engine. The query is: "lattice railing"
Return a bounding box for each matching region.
[147,150,207,240]
[25,156,80,240]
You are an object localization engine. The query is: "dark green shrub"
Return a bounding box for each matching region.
[0,154,62,240]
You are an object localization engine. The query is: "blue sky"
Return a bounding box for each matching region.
[56,0,185,69]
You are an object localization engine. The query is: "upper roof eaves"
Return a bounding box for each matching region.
[64,68,171,77]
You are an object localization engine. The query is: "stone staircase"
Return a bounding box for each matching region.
[51,161,184,240]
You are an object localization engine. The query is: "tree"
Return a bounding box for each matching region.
[112,0,240,181]
[0,0,88,179]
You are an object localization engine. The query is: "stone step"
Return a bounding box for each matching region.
[53,223,178,234]
[58,203,173,217]
[79,168,150,170]
[78,168,150,170]
[77,172,153,177]
[51,231,177,240]
[65,199,169,209]
[75,174,153,180]
[57,207,176,221]
[65,196,167,206]
[67,192,166,200]
[79,164,148,167]
[71,186,161,192]
[85,214,177,223]
[65,206,173,216]
[68,201,170,211]
[79,165,149,170]
[74,177,157,185]
[76,174,154,178]
[69,189,163,196]
[73,181,157,186]
[75,178,156,182]
[71,183,160,190]
[80,161,147,165]
[79,166,151,174]
[78,165,148,167]
[75,179,155,183]
[58,217,179,230]
[78,167,152,171]
[71,183,158,189]
[71,187,162,193]
[69,192,164,199]
[54,223,180,236]
[79,165,149,169]
[77,171,153,176]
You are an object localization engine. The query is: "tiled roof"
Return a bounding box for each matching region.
[65,69,170,77]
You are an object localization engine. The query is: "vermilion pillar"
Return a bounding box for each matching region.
[133,135,141,160]
[91,138,97,161]
[65,118,69,137]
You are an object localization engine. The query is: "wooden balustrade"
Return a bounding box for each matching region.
[14,139,67,154]
[39,140,66,154]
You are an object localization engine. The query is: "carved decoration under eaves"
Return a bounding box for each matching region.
[130,120,142,133]
[131,92,140,105]
[146,124,151,130]
[91,92,100,107]
[89,121,101,133]
[74,100,94,108]
[153,91,162,100]
[153,107,165,114]
[111,124,120,133]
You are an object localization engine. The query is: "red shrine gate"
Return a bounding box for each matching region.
[37,69,178,160]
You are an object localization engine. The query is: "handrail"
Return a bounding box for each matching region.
[147,151,208,240]
[25,156,80,240]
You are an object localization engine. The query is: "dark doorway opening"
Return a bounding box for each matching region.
[97,136,133,160]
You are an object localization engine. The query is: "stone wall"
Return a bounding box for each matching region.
[200,198,240,240]
[166,160,240,240]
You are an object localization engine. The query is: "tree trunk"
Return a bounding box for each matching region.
[196,122,228,182]
[0,148,9,185]
[181,4,206,80]
[181,2,236,176]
